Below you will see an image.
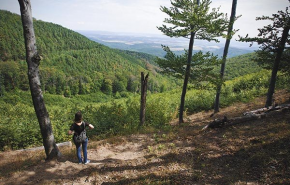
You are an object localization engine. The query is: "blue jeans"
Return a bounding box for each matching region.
[75,138,88,163]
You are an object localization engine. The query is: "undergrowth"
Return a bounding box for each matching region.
[0,70,289,150]
[0,94,289,184]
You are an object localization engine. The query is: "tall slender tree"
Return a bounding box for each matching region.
[214,0,238,113]
[18,0,61,160]
[239,5,290,107]
[158,0,228,123]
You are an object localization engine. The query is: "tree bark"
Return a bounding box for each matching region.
[179,31,195,123]
[179,0,200,124]
[214,0,237,113]
[18,0,61,160]
[265,21,290,107]
[140,72,149,127]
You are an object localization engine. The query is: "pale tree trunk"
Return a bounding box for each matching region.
[203,104,290,130]
[140,72,149,127]
[18,0,61,160]
[214,0,237,113]
[265,21,289,107]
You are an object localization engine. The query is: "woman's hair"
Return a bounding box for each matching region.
[74,111,82,122]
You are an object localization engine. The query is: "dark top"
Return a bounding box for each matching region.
[70,121,89,135]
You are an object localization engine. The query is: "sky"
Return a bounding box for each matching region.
[0,0,289,39]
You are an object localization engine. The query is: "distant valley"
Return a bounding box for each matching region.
[0,9,261,98]
[78,30,256,58]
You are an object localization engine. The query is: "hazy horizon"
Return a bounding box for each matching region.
[1,0,289,40]
[77,29,258,51]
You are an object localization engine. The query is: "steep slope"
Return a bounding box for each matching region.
[0,10,97,61]
[0,10,177,95]
[0,10,262,97]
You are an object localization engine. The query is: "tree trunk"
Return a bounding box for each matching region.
[18,0,61,160]
[203,104,290,130]
[179,31,195,123]
[214,0,237,113]
[265,22,290,107]
[140,72,149,127]
[179,0,200,124]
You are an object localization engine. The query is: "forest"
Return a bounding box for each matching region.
[0,10,179,98]
[0,7,289,150]
[0,10,262,98]
[0,0,290,184]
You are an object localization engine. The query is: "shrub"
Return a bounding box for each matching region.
[1,70,289,150]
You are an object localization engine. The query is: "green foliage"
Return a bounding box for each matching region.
[2,70,289,151]
[156,46,221,85]
[238,5,290,75]
[155,46,187,78]
[158,0,229,122]
[190,51,220,83]
[253,49,290,75]
[0,61,28,91]
[0,10,179,96]
[1,8,289,152]
[158,0,228,41]
[238,5,290,106]
[185,90,214,113]
[231,70,270,93]
[145,93,179,128]
[91,101,131,136]
[213,53,262,80]
[0,102,42,150]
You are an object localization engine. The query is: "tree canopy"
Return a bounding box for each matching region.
[0,10,179,97]
[157,0,229,123]
[158,0,228,41]
[239,6,290,73]
[239,4,290,107]
[156,46,220,85]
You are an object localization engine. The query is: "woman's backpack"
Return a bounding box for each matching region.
[73,122,87,143]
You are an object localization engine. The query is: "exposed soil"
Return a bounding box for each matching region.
[0,90,290,185]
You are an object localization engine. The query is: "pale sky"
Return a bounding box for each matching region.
[0,0,289,39]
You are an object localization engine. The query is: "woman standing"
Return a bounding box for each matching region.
[68,111,94,164]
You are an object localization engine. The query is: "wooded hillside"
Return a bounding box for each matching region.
[213,52,261,80]
[0,10,177,97]
[0,10,264,98]
[0,8,289,152]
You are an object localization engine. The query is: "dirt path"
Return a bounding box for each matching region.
[0,90,290,185]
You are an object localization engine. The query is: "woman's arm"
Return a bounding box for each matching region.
[88,124,94,129]
[85,122,94,129]
[68,130,74,135]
